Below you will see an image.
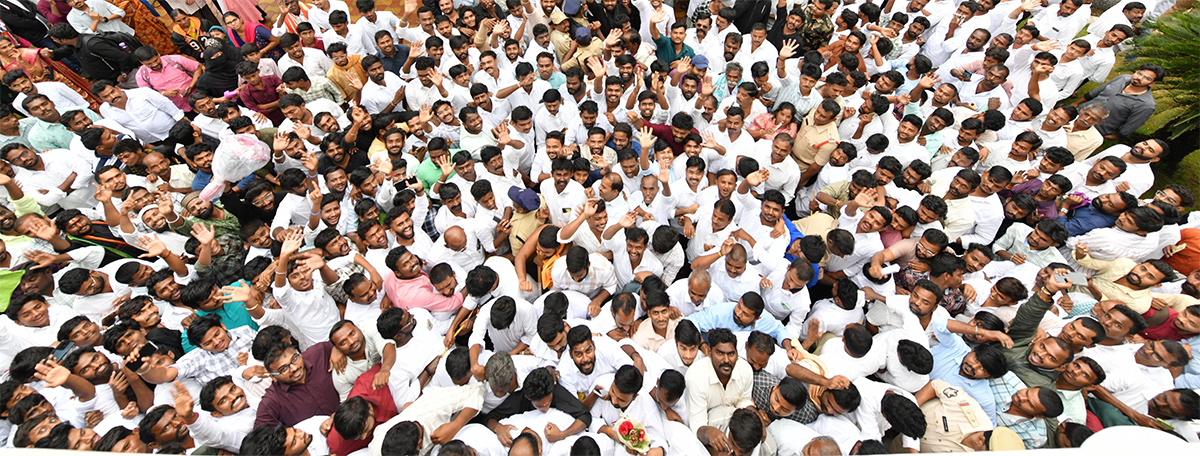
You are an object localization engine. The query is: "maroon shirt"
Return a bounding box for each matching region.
[325,365,399,456]
[645,122,698,156]
[1140,308,1191,341]
[255,341,341,427]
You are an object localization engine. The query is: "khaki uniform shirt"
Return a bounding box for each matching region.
[792,109,840,175]
[920,380,994,452]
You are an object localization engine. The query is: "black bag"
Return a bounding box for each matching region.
[76,31,143,79]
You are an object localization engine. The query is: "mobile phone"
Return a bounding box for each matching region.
[138,341,158,360]
[393,176,419,190]
[962,70,973,79]
[1054,271,1088,285]
[52,341,76,362]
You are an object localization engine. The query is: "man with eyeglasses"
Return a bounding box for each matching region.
[256,337,341,427]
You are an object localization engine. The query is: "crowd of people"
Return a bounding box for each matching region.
[0,0,1195,453]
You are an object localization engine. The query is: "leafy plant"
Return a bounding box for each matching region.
[1117,9,1200,139]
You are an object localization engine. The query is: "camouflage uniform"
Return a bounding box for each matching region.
[799,7,834,53]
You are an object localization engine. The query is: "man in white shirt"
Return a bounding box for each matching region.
[405,57,449,111]
[4,70,89,117]
[359,55,406,115]
[684,328,752,432]
[321,10,374,56]
[540,158,587,227]
[355,0,402,43]
[278,33,336,83]
[93,82,183,144]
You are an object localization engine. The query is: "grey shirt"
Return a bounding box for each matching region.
[1083,74,1156,137]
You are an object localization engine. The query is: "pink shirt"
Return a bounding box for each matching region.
[383,273,464,313]
[134,55,200,111]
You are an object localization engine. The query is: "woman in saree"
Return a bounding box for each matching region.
[168,9,210,59]
[0,34,100,109]
[109,0,178,55]
[224,12,282,61]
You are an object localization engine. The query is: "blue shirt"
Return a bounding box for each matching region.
[192,170,257,192]
[929,313,997,424]
[540,72,567,89]
[195,280,260,331]
[1060,205,1118,237]
[1177,335,1200,389]
[686,302,794,346]
[781,220,821,289]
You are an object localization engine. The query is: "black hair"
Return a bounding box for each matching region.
[728,408,764,454]
[880,394,926,438]
[843,324,873,357]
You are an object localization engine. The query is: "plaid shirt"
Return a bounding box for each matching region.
[173,326,258,384]
[990,372,1047,449]
[751,369,819,424]
[285,76,345,105]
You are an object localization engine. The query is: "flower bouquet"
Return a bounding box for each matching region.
[614,415,652,454]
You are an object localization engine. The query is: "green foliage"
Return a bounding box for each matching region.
[1170,148,1200,192]
[1118,9,1200,139]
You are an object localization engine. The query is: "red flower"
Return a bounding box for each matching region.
[618,421,634,436]
[638,429,645,440]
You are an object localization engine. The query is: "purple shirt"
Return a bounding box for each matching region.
[255,341,341,427]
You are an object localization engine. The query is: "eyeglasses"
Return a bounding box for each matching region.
[399,317,417,337]
[1156,190,1178,205]
[269,353,302,376]
[916,242,935,257]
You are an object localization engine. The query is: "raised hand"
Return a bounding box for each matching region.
[435,153,454,178]
[272,131,291,152]
[171,381,196,420]
[136,234,169,259]
[301,151,319,172]
[33,358,70,387]
[93,183,113,202]
[747,168,770,187]
[650,9,667,24]
[581,198,600,216]
[280,230,304,257]
[191,222,215,246]
[24,250,59,269]
[779,39,799,60]
[618,212,637,228]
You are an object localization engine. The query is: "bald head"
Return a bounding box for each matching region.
[802,436,840,456]
[444,226,466,251]
[690,269,711,287]
[728,243,748,263]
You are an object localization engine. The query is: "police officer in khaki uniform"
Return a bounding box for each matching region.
[792,99,841,186]
[919,379,1026,452]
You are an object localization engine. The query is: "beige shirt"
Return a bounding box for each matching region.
[1077,253,1152,313]
[1066,125,1103,161]
[920,380,994,453]
[684,357,754,432]
[631,318,680,352]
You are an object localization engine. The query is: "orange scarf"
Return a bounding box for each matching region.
[538,246,565,290]
[282,2,313,35]
[172,16,201,41]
